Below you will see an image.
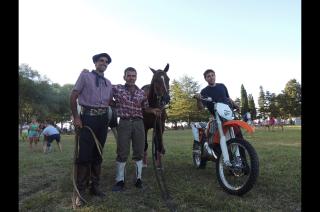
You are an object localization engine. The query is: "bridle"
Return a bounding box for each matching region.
[152,73,170,109]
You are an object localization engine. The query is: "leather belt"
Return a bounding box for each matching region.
[81,107,108,116]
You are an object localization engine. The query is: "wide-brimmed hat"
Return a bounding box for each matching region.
[92,53,112,64]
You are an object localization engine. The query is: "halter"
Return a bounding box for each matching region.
[151,72,170,108]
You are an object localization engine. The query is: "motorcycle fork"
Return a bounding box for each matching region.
[216,115,239,167]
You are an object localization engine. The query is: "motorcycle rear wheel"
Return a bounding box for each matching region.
[216,138,259,195]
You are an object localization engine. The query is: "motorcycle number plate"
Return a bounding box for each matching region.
[216,103,234,120]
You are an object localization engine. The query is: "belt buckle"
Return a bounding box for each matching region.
[89,108,106,116]
[89,109,96,116]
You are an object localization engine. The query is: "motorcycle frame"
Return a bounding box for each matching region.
[208,103,254,166]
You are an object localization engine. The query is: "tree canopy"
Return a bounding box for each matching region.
[167,76,208,126]
[19,64,73,125]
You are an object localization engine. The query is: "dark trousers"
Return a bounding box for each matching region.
[46,134,60,147]
[76,113,109,165]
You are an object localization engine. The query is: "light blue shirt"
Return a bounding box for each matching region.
[41,125,59,136]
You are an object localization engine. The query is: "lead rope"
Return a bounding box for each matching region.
[72,125,104,208]
[72,107,113,208]
[152,114,177,212]
[72,128,86,208]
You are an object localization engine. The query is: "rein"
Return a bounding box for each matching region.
[151,98,177,212]
[72,125,104,207]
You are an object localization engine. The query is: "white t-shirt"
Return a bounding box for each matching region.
[22,124,29,133]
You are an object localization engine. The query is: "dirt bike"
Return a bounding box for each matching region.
[192,96,259,195]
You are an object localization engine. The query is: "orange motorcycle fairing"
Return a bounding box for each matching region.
[223,120,255,133]
[208,120,254,144]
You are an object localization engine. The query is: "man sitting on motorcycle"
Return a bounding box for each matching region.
[193,69,241,146]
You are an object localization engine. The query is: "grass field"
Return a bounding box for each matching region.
[19,126,301,211]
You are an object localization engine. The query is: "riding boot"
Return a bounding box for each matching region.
[135,160,143,188]
[193,140,200,151]
[90,164,105,197]
[142,151,148,168]
[112,161,126,192]
[74,164,90,208]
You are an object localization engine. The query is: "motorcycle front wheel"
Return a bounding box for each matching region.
[216,138,259,195]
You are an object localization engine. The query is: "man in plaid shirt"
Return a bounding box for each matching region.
[112,67,161,191]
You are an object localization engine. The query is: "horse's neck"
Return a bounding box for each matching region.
[142,84,156,107]
[148,93,158,108]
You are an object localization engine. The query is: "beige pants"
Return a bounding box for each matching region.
[116,119,145,162]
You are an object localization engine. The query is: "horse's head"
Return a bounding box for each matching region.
[150,63,170,106]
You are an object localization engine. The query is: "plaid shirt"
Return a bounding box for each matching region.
[112,84,149,119]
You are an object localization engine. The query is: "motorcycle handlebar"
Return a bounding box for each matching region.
[196,95,240,112]
[200,96,213,102]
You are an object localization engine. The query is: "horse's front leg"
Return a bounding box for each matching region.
[142,129,148,167]
[158,122,166,154]
[155,123,165,169]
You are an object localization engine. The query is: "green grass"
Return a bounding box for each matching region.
[19,126,301,211]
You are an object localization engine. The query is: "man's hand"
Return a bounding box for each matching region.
[73,116,83,129]
[152,108,162,117]
[233,104,240,111]
[229,98,239,111]
[193,93,201,99]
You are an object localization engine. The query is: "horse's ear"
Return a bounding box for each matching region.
[164,63,169,72]
[149,67,156,74]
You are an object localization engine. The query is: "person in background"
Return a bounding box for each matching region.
[269,116,275,131]
[38,123,47,153]
[21,122,29,142]
[27,118,40,151]
[41,121,62,153]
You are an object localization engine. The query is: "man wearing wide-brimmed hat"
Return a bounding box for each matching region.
[70,52,113,208]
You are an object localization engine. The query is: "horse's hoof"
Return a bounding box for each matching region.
[156,165,164,171]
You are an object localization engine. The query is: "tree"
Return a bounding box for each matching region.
[265,92,279,118]
[19,64,41,125]
[247,94,257,119]
[167,76,207,127]
[19,64,73,127]
[275,93,289,119]
[240,84,249,116]
[283,79,301,117]
[167,80,189,127]
[257,86,266,119]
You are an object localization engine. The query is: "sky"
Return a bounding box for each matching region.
[19,0,301,103]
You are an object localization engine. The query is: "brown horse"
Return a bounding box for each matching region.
[142,64,170,167]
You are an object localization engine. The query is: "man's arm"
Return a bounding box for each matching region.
[70,90,82,128]
[144,107,161,116]
[41,127,48,136]
[193,94,205,110]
